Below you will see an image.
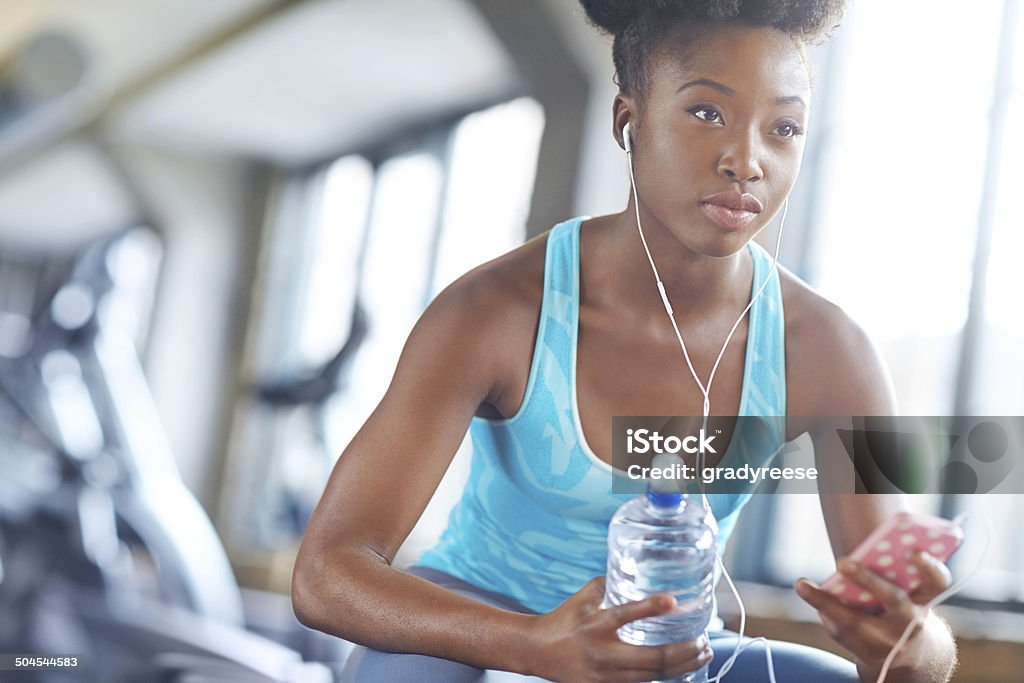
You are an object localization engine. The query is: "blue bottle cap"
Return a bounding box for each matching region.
[646,488,683,508]
[646,453,685,508]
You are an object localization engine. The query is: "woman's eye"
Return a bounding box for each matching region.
[691,107,722,123]
[775,122,805,138]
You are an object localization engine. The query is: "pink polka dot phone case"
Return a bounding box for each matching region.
[820,511,964,614]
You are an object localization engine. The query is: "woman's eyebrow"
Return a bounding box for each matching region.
[677,78,734,95]
[677,78,807,109]
[776,95,807,108]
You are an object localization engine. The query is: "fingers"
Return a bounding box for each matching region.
[795,577,898,657]
[593,594,713,679]
[621,635,711,671]
[831,553,952,611]
[796,566,934,661]
[610,652,713,682]
[656,639,715,679]
[600,593,675,630]
[836,558,914,616]
[908,551,953,603]
[586,588,715,680]
[598,637,713,681]
[794,578,870,636]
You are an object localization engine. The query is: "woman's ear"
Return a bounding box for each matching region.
[612,94,638,152]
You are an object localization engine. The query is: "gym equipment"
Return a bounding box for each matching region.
[0,228,339,681]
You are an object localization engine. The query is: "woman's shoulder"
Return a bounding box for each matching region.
[414,230,549,370]
[430,230,549,324]
[777,265,897,417]
[777,265,863,347]
[417,231,550,417]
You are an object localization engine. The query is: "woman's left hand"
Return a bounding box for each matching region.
[794,551,953,672]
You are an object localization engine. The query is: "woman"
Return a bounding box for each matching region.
[293,1,959,681]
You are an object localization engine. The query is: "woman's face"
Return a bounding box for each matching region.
[618,24,811,257]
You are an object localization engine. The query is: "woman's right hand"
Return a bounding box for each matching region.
[526,576,713,683]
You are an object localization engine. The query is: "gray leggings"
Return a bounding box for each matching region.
[340,565,860,682]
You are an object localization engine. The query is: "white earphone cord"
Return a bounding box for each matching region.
[873,512,992,683]
[624,140,990,683]
[625,137,785,682]
[628,159,787,423]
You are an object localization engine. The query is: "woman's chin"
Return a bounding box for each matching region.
[688,231,756,259]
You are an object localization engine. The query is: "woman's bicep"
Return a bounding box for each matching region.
[301,285,501,565]
[805,306,907,559]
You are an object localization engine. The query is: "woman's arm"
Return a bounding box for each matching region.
[800,494,958,683]
[291,269,536,671]
[791,301,957,683]
[291,262,713,681]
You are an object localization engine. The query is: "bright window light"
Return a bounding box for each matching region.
[810,1,1005,415]
[324,151,443,455]
[298,155,373,367]
[755,3,1024,604]
[431,97,544,295]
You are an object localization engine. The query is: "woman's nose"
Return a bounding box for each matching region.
[717,135,764,184]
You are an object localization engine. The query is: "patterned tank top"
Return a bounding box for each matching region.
[417,216,787,620]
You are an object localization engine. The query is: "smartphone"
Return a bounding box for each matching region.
[819,511,964,614]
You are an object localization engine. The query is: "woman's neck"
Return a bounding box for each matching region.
[584,210,755,328]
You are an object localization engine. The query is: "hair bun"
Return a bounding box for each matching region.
[579,0,641,35]
[582,0,846,94]
[581,1,750,36]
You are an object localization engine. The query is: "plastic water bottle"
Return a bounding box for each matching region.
[603,465,718,683]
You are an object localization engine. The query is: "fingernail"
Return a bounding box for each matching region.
[839,558,857,572]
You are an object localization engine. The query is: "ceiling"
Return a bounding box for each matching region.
[1,0,276,89]
[1,0,519,165]
[0,0,521,244]
[110,0,520,165]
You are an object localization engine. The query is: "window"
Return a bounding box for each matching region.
[222,98,544,566]
[729,1,1024,608]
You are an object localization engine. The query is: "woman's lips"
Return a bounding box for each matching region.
[701,202,758,230]
[700,191,763,231]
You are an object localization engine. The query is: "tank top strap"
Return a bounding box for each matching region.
[743,239,787,423]
[507,217,588,429]
[542,216,584,330]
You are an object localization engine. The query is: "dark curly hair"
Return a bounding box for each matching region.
[580,0,847,97]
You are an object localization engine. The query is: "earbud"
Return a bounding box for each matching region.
[622,121,632,155]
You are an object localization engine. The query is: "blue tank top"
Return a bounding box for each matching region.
[417,216,787,617]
